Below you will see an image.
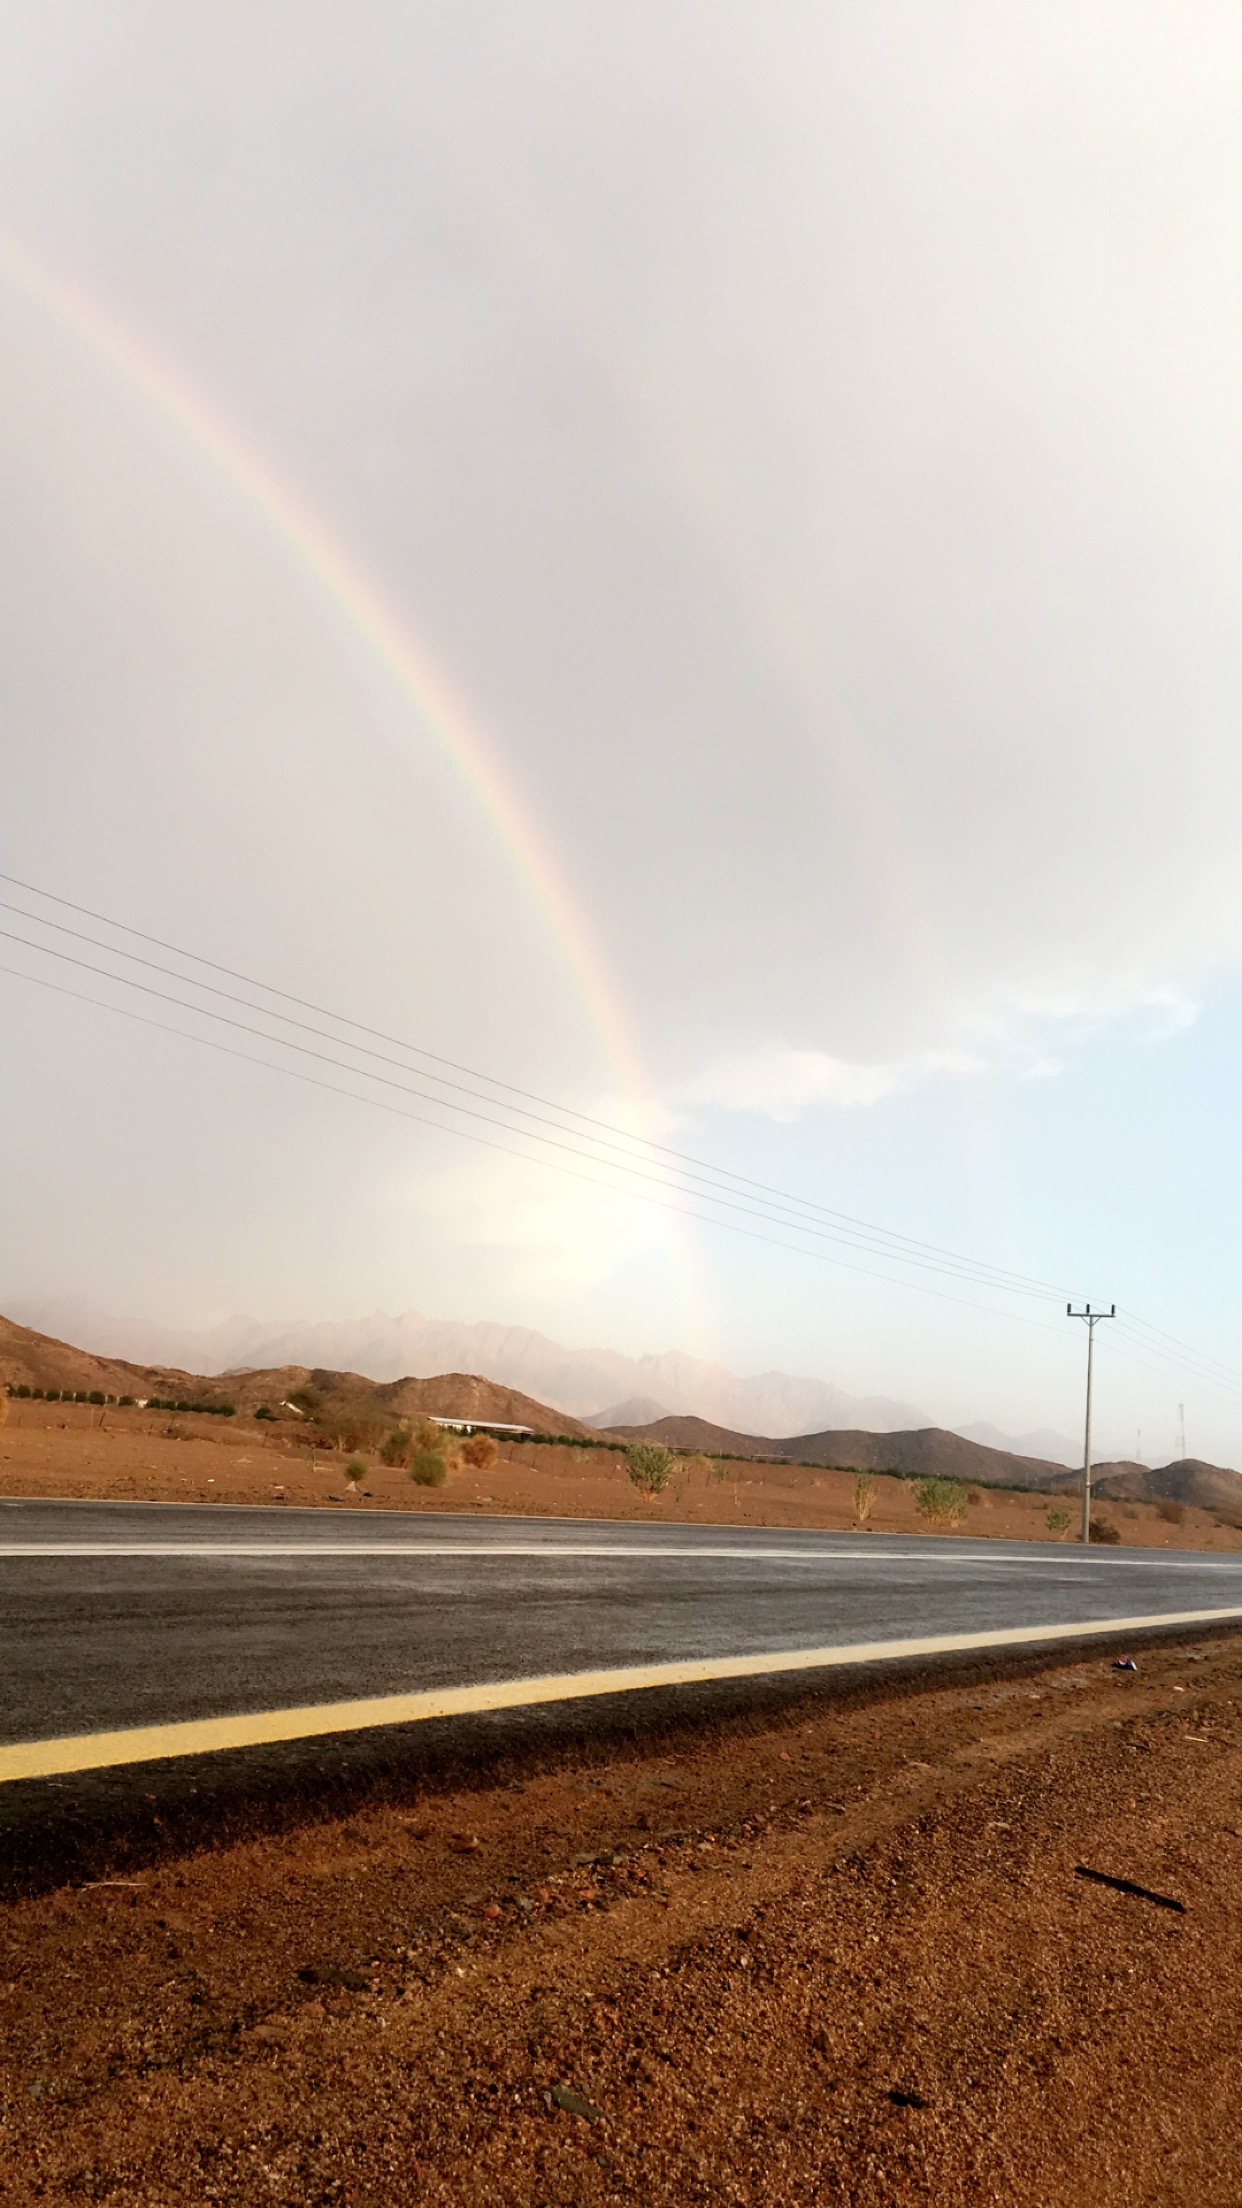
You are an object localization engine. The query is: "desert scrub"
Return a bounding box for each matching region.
[853,1471,875,1526]
[1045,1506,1072,1537]
[408,1419,454,1488]
[459,1431,499,1471]
[913,1476,968,1529]
[1089,1516,1121,1544]
[344,1454,367,1490]
[379,1422,414,1468]
[626,1441,673,1497]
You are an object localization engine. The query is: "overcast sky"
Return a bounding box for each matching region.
[2,2,1242,1457]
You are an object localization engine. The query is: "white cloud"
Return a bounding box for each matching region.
[683,1045,982,1121]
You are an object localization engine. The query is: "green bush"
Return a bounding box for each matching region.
[254,1404,276,1421]
[1045,1507,1072,1536]
[853,1471,876,1524]
[409,1450,449,1488]
[344,1454,367,1487]
[118,1395,135,1408]
[913,1476,968,1529]
[379,1422,415,1468]
[626,1441,674,1497]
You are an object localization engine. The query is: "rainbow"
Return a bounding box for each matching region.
[0,228,652,1114]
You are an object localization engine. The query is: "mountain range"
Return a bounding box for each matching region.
[5,1295,1083,1459]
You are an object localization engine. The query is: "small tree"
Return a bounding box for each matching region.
[853,1471,876,1526]
[344,1454,367,1493]
[460,1430,499,1471]
[379,1422,415,1468]
[913,1476,968,1530]
[627,1441,673,1498]
[408,1418,453,1488]
[1045,1506,1071,1537]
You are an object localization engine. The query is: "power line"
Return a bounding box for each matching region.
[0,901,1073,1302]
[0,870,1071,1300]
[5,872,1242,1415]
[0,956,1077,1335]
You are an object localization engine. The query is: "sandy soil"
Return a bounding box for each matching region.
[1,1631,1240,2203]
[2,1399,1237,1551]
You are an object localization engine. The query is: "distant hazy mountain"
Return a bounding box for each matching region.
[5,1298,928,1439]
[952,1420,1082,1468]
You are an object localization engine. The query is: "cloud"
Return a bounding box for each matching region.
[683,1045,982,1121]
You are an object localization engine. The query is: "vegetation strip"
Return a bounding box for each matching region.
[3,1603,1242,1784]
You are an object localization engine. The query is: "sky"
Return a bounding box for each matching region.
[2,1,1242,1460]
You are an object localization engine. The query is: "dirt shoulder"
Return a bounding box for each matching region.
[2,1632,1240,2204]
[3,1398,1238,1551]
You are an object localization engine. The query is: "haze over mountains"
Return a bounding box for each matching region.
[7,1297,1083,1460]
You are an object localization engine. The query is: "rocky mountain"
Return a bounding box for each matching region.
[951,1420,1082,1468]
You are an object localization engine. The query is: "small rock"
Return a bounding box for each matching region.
[449,1834,483,1853]
[547,2083,604,2121]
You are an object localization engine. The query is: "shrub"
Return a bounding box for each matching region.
[1089,1517,1121,1544]
[627,1442,674,1498]
[1156,1498,1185,1525]
[14,1385,30,1399]
[379,1422,415,1468]
[853,1471,876,1526]
[913,1476,968,1529]
[44,1389,59,1402]
[409,1450,449,1488]
[254,1404,276,1421]
[344,1454,367,1488]
[88,1391,105,1405]
[288,1387,324,1419]
[1045,1507,1072,1536]
[460,1431,499,1472]
[118,1395,135,1407]
[31,1387,44,1400]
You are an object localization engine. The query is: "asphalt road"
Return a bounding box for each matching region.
[5,1497,1242,1751]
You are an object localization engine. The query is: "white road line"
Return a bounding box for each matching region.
[0,1541,1239,1569]
[3,1602,1240,1785]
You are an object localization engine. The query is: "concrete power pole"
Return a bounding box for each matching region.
[1067,1304,1116,1545]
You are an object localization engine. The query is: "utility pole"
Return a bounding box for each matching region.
[1067,1304,1116,1545]
[1178,1403,1186,1462]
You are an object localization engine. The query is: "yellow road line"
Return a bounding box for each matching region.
[3,1603,1240,1785]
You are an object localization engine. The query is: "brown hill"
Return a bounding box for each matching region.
[775,1426,1067,1488]
[1063,1458,1242,1517]
[608,1413,1066,1489]
[601,1414,786,1456]
[0,1314,587,1438]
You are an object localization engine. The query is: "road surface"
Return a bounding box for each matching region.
[4,1497,1242,1781]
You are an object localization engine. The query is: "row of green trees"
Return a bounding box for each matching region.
[6,1384,131,1406]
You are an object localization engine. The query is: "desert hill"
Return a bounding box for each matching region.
[606,1414,1068,1488]
[0,1315,587,1439]
[611,1408,1242,1507]
[1047,1457,1242,1518]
